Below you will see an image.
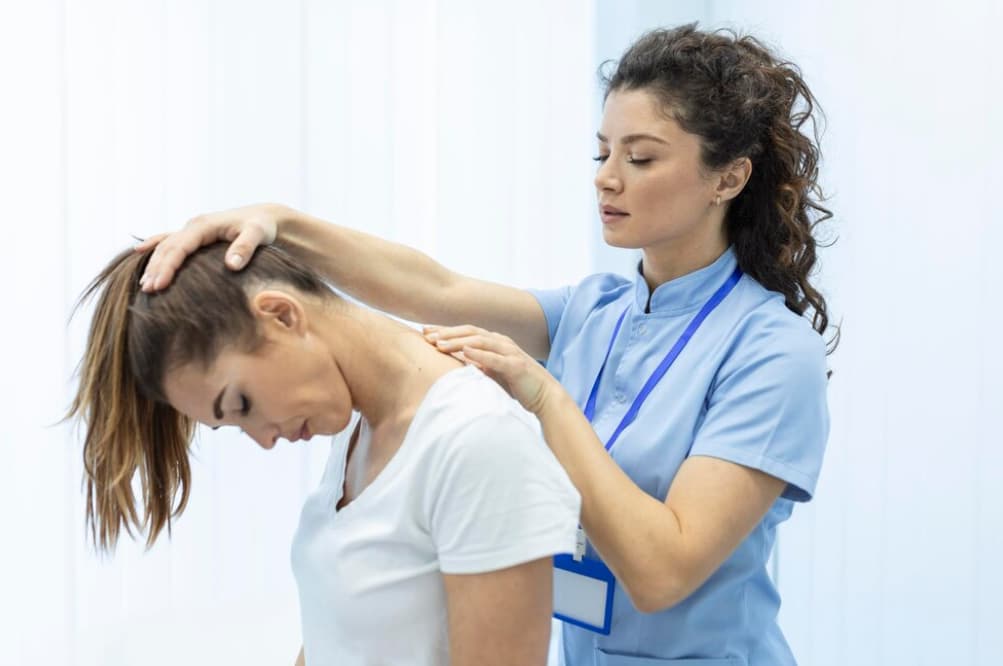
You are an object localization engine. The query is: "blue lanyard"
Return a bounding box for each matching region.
[583,266,743,452]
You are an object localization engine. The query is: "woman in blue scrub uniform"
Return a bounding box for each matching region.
[140,24,834,666]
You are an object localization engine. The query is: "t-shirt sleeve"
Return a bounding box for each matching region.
[690,324,830,502]
[428,412,581,574]
[526,286,574,351]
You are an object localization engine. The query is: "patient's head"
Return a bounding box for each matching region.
[69,242,337,551]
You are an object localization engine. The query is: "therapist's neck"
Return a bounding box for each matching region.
[640,224,728,291]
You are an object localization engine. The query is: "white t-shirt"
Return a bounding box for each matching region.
[290,366,581,666]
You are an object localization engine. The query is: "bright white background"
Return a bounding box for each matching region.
[0,1,999,665]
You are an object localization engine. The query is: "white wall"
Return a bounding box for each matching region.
[704,4,1003,665]
[0,2,595,664]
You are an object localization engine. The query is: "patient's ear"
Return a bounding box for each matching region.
[251,290,308,337]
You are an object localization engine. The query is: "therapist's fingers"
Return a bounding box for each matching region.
[423,324,486,342]
[141,241,203,292]
[133,233,169,253]
[139,208,271,292]
[461,343,550,414]
[435,331,533,374]
[461,341,517,370]
[223,225,272,270]
[458,342,511,377]
[430,331,513,356]
[452,346,512,399]
[458,345,500,374]
[424,324,552,411]
[139,218,218,291]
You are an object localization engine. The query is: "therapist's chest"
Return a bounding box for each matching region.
[552,311,734,502]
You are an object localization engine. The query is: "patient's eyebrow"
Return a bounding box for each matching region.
[213,386,226,421]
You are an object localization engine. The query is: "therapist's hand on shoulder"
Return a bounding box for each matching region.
[135,202,285,292]
[423,325,560,415]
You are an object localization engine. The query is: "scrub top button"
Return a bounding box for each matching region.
[638,323,648,335]
[615,392,626,403]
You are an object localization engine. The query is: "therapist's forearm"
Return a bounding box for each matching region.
[535,391,693,612]
[277,206,554,359]
[280,209,462,324]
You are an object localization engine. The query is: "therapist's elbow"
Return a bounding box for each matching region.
[620,567,699,614]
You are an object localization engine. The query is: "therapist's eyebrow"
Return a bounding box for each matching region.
[596,132,670,146]
[213,386,226,421]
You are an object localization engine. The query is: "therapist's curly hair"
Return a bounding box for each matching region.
[603,24,838,351]
[67,242,330,552]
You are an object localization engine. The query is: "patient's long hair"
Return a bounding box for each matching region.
[67,242,328,552]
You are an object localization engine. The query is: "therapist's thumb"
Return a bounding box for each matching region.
[226,229,266,270]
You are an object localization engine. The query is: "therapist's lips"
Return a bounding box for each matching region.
[600,204,629,224]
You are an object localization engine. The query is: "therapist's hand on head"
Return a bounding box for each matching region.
[424,325,561,416]
[135,203,284,292]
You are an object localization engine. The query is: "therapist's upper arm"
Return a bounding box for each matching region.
[442,557,553,666]
[662,456,786,602]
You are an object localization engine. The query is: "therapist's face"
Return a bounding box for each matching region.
[594,88,722,253]
[162,290,354,449]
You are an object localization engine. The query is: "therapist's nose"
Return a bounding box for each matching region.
[594,157,623,194]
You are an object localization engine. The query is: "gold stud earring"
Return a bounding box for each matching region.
[714,195,722,206]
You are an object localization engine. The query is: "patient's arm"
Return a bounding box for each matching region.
[442,557,553,666]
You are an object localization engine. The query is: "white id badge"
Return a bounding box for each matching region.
[552,553,615,635]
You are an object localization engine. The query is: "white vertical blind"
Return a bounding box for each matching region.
[704,3,1003,665]
[0,0,74,664]
[0,1,595,664]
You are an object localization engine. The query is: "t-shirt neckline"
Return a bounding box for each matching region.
[330,365,479,520]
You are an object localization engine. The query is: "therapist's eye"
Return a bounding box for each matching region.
[626,156,652,166]
[592,154,609,163]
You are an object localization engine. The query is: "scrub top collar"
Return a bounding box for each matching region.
[634,246,739,315]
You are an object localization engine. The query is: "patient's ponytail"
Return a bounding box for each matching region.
[67,249,193,552]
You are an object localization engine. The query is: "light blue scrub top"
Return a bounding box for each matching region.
[529,248,829,666]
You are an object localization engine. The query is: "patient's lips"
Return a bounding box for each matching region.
[293,420,311,442]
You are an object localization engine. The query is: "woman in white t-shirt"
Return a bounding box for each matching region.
[68,241,580,666]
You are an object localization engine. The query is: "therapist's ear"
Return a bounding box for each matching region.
[251,290,309,336]
[714,157,753,204]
